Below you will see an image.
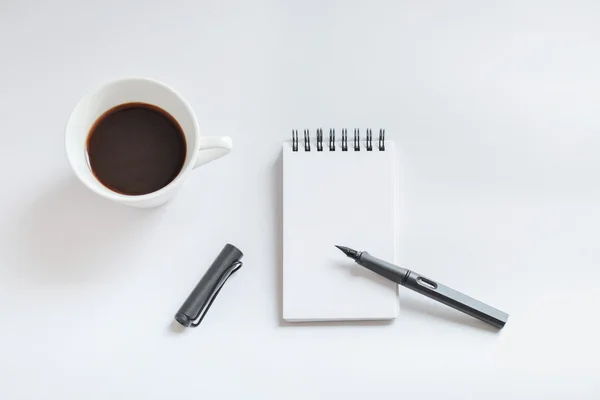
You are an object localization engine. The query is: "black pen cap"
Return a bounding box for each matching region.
[174,243,244,327]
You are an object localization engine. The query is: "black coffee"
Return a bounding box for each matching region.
[87,103,186,195]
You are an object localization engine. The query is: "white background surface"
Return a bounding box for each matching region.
[1,0,599,398]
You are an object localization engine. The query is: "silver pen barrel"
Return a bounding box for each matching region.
[357,252,509,329]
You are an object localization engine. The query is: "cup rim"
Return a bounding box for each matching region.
[65,76,200,203]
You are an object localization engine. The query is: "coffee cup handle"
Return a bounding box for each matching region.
[194,136,233,169]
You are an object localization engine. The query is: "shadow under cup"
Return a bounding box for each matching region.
[66,78,200,207]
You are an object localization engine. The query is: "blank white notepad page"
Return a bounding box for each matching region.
[283,141,398,321]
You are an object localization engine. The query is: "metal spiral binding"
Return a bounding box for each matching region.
[292,130,299,151]
[366,129,373,151]
[303,129,311,151]
[316,129,323,151]
[291,129,386,151]
[379,129,385,151]
[329,129,335,151]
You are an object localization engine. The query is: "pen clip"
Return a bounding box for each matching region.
[190,260,243,327]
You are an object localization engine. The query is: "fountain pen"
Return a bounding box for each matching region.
[335,245,509,329]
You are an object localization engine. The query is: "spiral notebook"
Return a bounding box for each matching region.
[283,129,399,321]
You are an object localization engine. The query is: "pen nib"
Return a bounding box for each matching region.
[335,245,360,260]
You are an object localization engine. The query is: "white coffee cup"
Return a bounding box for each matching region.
[65,77,232,208]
